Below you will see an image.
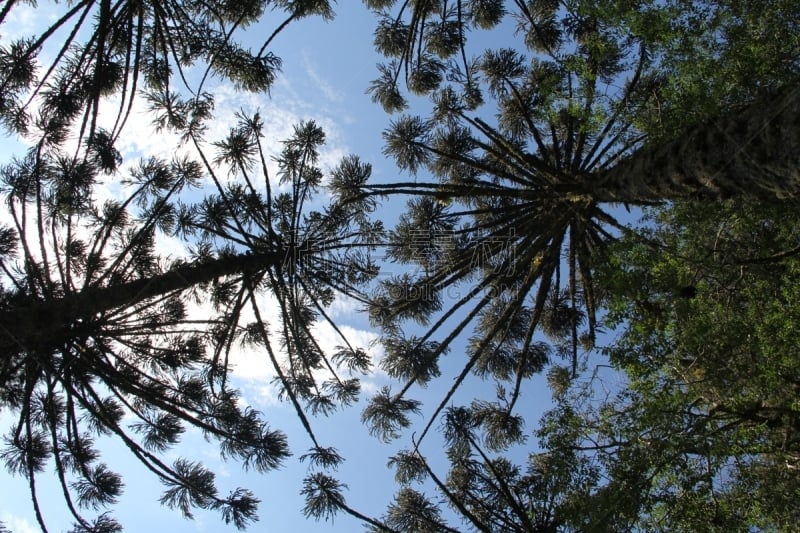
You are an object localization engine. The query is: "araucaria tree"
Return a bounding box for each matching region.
[0,0,336,140]
[0,113,385,530]
[359,0,799,439]
[0,112,379,529]
[352,0,800,530]
[0,1,384,530]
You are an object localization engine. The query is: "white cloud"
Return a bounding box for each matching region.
[229,341,280,383]
[0,513,37,533]
[102,80,351,202]
[220,288,385,410]
[325,292,364,319]
[311,321,382,366]
[235,380,283,411]
[1,4,42,40]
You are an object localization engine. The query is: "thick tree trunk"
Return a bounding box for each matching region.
[0,250,286,351]
[594,84,800,203]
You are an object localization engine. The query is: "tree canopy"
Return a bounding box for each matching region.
[1,0,799,531]
[0,106,382,529]
[535,197,800,530]
[351,0,800,529]
[0,0,336,144]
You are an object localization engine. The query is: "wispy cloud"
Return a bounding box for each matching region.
[301,52,346,104]
[227,288,384,410]
[0,513,37,533]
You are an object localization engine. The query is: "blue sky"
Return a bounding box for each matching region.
[0,3,589,532]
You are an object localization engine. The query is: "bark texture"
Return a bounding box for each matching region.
[0,250,285,351]
[595,84,800,203]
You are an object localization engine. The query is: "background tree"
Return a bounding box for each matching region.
[532,197,800,530]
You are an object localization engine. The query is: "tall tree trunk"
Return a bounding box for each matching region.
[0,250,286,351]
[593,84,800,203]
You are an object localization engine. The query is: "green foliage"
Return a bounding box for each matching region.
[634,0,800,139]
[378,487,447,532]
[2,0,800,531]
[373,399,600,532]
[533,199,800,530]
[361,386,422,442]
[301,472,347,521]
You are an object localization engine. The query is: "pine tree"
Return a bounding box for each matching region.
[0,104,379,529]
[357,0,800,449]
[0,0,335,142]
[0,1,391,529]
